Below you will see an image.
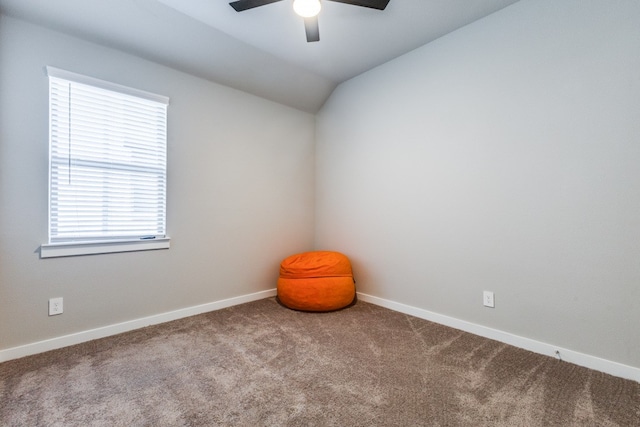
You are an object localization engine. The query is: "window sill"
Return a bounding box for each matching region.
[40,237,171,258]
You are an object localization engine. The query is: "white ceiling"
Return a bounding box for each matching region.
[0,0,520,112]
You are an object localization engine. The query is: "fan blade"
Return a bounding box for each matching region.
[326,0,390,10]
[229,0,283,12]
[304,16,320,42]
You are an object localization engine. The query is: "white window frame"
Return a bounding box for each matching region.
[40,67,170,258]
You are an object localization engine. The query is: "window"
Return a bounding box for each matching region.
[40,67,170,258]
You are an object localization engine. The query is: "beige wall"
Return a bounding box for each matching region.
[0,16,316,350]
[316,0,640,368]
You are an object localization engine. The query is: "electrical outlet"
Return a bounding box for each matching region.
[483,291,495,308]
[49,297,63,316]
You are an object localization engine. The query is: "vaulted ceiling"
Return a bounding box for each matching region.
[0,0,520,112]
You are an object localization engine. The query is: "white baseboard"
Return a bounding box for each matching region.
[4,289,638,384]
[0,289,277,363]
[357,292,640,383]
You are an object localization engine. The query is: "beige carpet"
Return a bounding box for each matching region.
[1,298,639,426]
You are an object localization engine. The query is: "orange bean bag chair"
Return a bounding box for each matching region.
[277,251,355,312]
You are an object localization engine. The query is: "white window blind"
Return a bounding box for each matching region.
[47,67,169,247]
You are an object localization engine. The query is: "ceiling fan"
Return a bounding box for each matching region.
[229,0,390,43]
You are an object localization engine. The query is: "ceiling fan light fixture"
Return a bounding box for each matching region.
[293,0,321,18]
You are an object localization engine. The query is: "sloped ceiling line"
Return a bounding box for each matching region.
[0,0,520,112]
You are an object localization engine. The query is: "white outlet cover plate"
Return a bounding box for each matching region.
[483,291,495,308]
[49,297,63,315]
